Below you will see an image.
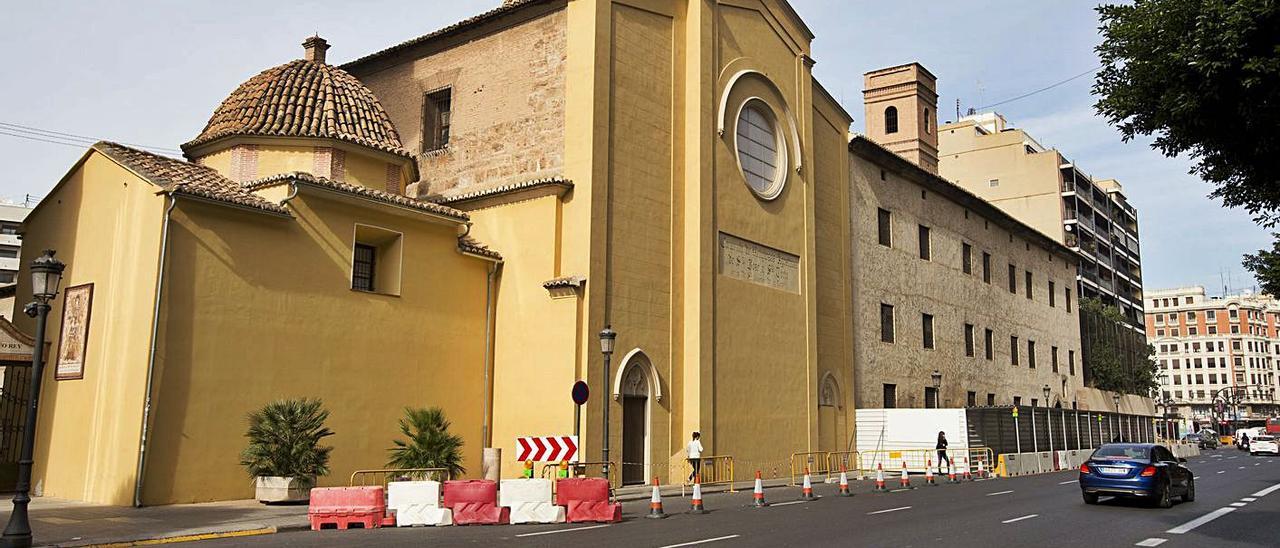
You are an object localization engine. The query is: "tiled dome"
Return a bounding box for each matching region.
[183,37,409,158]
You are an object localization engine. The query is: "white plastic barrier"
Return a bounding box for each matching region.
[499,478,565,524]
[1035,451,1054,472]
[1001,453,1029,476]
[388,481,453,527]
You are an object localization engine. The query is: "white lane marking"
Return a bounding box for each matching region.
[986,490,1014,496]
[1193,476,1200,479]
[1167,507,1236,534]
[1230,502,1247,507]
[659,535,741,548]
[1251,482,1280,497]
[1135,539,1167,547]
[516,524,612,537]
[1217,471,1226,474]
[1058,480,1076,485]
[771,500,806,507]
[1002,514,1038,524]
[867,506,912,515]
[1238,466,1246,469]
[1242,497,1257,502]
[1255,463,1261,466]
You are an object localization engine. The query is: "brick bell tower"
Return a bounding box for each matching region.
[863,63,939,174]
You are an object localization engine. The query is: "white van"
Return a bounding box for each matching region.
[1236,427,1266,449]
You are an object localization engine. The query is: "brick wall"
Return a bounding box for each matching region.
[350,9,567,199]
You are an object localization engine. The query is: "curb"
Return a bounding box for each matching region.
[80,527,278,548]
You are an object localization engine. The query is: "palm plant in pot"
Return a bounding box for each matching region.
[387,407,466,480]
[241,398,334,503]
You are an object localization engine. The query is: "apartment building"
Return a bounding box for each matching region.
[1146,286,1279,425]
[937,112,1147,384]
[0,203,30,285]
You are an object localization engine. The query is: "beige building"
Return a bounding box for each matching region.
[1146,286,1279,426]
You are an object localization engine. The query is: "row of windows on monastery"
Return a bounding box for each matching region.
[875,207,1074,311]
[877,303,1077,376]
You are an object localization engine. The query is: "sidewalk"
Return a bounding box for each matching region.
[0,497,309,547]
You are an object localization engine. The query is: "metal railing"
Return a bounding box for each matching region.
[854,447,994,475]
[349,468,450,488]
[670,455,735,491]
[827,451,858,476]
[789,451,832,484]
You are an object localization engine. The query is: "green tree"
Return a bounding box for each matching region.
[1081,298,1159,395]
[1243,234,1280,296]
[1093,0,1280,226]
[387,407,466,478]
[240,398,335,479]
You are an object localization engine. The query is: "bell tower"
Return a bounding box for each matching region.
[863,63,939,174]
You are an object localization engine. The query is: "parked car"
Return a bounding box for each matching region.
[1182,432,1219,450]
[1250,435,1279,456]
[1079,443,1194,508]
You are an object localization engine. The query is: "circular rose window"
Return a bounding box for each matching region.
[736,101,786,200]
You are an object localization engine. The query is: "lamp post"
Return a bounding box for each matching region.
[2,250,66,548]
[597,325,616,482]
[1112,393,1122,442]
[930,370,941,408]
[1043,384,1053,455]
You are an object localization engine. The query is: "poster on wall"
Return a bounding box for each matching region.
[55,283,93,380]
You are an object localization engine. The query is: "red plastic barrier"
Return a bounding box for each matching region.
[442,480,508,525]
[556,478,621,523]
[308,486,386,530]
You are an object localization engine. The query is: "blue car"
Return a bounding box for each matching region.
[1078,443,1194,508]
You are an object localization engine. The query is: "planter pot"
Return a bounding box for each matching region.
[255,476,313,503]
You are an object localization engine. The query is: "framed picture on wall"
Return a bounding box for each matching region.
[55,283,93,380]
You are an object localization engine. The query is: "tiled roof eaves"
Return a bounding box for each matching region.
[434,177,572,205]
[847,135,1079,263]
[183,131,413,159]
[458,235,503,261]
[92,142,290,215]
[244,171,469,222]
[342,0,557,70]
[542,275,585,289]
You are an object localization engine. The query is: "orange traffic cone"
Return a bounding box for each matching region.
[899,461,913,489]
[925,459,937,486]
[838,466,852,497]
[753,470,769,507]
[801,468,817,501]
[977,458,988,479]
[647,476,666,519]
[689,475,707,514]
[874,463,887,493]
[948,458,959,484]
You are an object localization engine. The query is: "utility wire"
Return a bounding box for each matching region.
[975,65,1104,110]
[0,121,184,155]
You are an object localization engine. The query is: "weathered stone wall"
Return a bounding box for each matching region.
[350,9,566,199]
[850,147,1086,410]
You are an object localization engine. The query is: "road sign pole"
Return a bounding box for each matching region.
[575,404,580,440]
[1013,408,1021,454]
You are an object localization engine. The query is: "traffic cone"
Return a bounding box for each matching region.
[899,461,912,489]
[689,475,707,514]
[925,459,936,486]
[647,476,666,519]
[948,459,959,484]
[838,466,852,497]
[963,457,973,481]
[977,458,988,479]
[801,468,817,501]
[874,463,887,493]
[753,470,769,507]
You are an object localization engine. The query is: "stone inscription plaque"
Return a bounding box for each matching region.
[718,232,800,293]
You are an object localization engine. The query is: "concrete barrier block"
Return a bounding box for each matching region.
[499,479,552,506]
[1035,451,1054,473]
[394,506,453,527]
[388,481,441,510]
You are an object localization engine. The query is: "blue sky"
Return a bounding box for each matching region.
[0,0,1267,293]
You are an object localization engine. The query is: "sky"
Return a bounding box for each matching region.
[0,0,1268,294]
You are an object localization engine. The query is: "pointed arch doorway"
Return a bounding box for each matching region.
[818,373,846,453]
[613,349,661,486]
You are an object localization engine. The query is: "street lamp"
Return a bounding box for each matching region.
[930,370,941,408]
[597,325,616,482]
[2,250,65,548]
[1112,393,1122,442]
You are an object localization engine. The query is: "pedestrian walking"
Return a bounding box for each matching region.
[687,432,704,483]
[936,431,951,471]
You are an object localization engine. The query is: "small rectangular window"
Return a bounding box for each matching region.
[352,244,377,291]
[967,391,977,408]
[1066,288,1072,312]
[1051,346,1059,373]
[987,393,996,406]
[1049,281,1056,307]
[1025,271,1033,300]
[1068,350,1075,376]
[1008,264,1017,293]
[984,328,994,360]
[918,225,931,260]
[1013,396,1022,407]
[422,88,452,151]
[883,384,897,408]
[964,323,975,357]
[924,387,938,409]
[1011,335,1020,365]
[982,252,991,284]
[922,313,935,349]
[962,243,972,274]
[878,208,892,247]
[880,303,895,343]
[1028,340,1036,369]
[989,179,999,187]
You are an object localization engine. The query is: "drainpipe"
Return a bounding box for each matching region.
[482,261,498,447]
[133,194,177,507]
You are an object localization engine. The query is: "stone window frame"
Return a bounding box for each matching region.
[733,97,788,201]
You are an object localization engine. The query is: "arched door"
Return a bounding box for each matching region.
[818,374,845,453]
[620,362,650,485]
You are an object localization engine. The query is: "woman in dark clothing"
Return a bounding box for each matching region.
[937,431,951,471]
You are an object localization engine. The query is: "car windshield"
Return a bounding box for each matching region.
[1092,445,1151,460]
[1255,436,1275,442]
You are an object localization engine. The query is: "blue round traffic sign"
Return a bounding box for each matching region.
[572,381,589,405]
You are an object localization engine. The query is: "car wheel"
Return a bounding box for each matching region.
[1183,478,1195,502]
[1156,481,1173,508]
[1252,452,1257,456]
[1083,491,1099,505]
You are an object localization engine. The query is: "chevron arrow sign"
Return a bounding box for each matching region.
[515,435,579,463]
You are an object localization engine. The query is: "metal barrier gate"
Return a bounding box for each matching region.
[350,467,450,487]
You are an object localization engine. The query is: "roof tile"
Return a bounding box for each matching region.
[93,142,289,214]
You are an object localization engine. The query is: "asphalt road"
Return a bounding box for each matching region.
[203,450,1280,547]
